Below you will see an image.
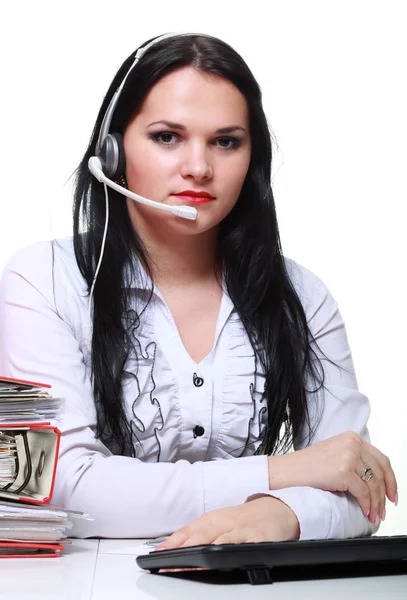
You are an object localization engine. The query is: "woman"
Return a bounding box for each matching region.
[0,33,397,545]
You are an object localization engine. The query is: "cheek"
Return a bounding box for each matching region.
[125,146,177,195]
[219,155,251,199]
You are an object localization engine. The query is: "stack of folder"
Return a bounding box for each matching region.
[0,376,90,558]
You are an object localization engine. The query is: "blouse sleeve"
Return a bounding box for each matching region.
[0,241,270,538]
[268,260,376,539]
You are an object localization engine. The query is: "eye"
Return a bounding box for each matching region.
[214,137,242,150]
[151,132,180,146]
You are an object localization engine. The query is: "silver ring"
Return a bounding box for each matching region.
[360,466,374,483]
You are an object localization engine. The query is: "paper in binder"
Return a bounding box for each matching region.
[0,423,60,504]
[0,501,73,541]
[0,377,63,424]
[0,431,17,485]
[0,377,62,503]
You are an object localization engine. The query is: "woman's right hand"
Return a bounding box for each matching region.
[267,431,398,525]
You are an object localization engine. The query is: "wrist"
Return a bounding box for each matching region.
[267,453,295,490]
[276,497,301,540]
[258,496,300,541]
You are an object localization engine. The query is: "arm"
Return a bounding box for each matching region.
[266,262,382,539]
[0,241,270,538]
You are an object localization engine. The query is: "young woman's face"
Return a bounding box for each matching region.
[123,66,251,236]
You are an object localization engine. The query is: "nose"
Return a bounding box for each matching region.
[180,142,213,181]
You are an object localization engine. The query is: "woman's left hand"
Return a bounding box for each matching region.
[155,496,300,550]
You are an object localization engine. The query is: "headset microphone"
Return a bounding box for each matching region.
[88,157,197,220]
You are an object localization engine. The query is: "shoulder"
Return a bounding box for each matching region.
[0,237,87,301]
[283,257,337,324]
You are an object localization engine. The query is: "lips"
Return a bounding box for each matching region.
[173,190,215,204]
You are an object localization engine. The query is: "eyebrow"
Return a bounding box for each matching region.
[147,120,247,134]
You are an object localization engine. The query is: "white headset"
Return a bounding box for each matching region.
[88,160,197,220]
[88,31,209,221]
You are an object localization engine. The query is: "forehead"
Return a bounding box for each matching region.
[137,66,249,127]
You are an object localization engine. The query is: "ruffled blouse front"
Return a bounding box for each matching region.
[120,282,268,465]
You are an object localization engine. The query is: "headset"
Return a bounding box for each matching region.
[88,31,200,221]
[87,33,201,353]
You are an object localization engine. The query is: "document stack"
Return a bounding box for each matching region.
[0,376,89,558]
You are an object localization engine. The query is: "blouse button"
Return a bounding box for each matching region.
[193,373,204,387]
[193,425,205,438]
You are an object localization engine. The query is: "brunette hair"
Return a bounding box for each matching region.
[73,34,325,456]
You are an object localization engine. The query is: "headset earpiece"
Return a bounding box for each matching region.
[97,132,126,180]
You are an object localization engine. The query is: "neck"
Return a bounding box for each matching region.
[129,208,221,289]
[151,234,220,289]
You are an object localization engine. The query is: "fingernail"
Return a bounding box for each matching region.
[154,546,166,552]
[381,507,386,521]
[395,491,399,507]
[364,509,370,518]
[374,515,380,526]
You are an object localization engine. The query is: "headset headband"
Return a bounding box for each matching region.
[95,32,205,155]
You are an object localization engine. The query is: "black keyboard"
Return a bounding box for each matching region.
[136,535,407,585]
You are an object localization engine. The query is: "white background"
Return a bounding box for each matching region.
[0,1,405,535]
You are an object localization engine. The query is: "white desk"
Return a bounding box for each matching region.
[0,540,98,600]
[1,539,406,600]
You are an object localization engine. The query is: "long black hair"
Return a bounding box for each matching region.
[73,33,325,457]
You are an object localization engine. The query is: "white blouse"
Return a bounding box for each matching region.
[0,238,375,539]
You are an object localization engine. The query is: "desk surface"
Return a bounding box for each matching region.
[0,539,406,600]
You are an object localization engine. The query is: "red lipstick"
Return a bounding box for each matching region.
[173,190,215,204]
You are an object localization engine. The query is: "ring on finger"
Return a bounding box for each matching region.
[360,465,374,483]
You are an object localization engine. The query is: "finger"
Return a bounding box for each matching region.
[367,444,398,503]
[360,456,386,523]
[179,528,220,548]
[213,529,278,545]
[156,527,191,550]
[212,532,237,545]
[347,471,371,518]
